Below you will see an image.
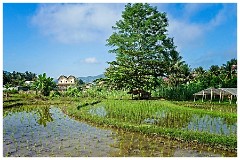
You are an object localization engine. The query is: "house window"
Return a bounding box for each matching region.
[71,81,72,83]
[61,81,62,83]
[66,81,67,83]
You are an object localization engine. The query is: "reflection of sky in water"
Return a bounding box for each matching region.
[183,114,237,135]
[155,110,167,118]
[142,110,236,136]
[3,106,116,157]
[3,106,236,157]
[89,106,107,117]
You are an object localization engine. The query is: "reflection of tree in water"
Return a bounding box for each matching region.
[3,105,35,117]
[37,106,53,127]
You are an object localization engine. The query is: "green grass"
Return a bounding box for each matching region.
[172,101,237,113]
[62,99,237,150]
[3,93,79,108]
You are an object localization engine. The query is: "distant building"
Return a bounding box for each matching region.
[57,75,76,91]
[25,81,34,86]
[85,82,93,89]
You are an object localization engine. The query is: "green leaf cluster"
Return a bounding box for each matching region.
[32,73,56,96]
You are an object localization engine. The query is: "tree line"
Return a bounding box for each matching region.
[3,71,37,86]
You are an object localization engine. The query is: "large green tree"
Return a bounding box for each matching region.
[106,3,183,91]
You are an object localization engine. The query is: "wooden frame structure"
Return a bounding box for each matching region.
[193,88,237,104]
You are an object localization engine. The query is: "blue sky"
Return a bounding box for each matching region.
[3,3,237,79]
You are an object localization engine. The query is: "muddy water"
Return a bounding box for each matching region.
[3,105,236,157]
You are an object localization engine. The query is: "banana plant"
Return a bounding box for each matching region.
[32,73,56,96]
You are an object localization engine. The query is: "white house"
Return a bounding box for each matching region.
[57,75,76,90]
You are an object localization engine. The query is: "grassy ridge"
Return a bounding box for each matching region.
[3,94,79,108]
[172,101,237,113]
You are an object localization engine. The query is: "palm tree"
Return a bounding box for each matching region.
[193,66,205,76]
[221,58,237,80]
[208,65,222,87]
[209,65,220,76]
[165,48,187,87]
[219,58,237,87]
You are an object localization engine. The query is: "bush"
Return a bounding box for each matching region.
[65,87,81,97]
[4,89,19,94]
[154,82,204,101]
[50,91,61,98]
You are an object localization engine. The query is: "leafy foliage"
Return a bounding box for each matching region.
[3,71,37,86]
[32,73,56,96]
[106,3,185,91]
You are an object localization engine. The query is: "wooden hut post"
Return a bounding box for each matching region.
[194,95,196,102]
[219,91,221,103]
[202,90,204,102]
[230,95,233,104]
[210,89,213,102]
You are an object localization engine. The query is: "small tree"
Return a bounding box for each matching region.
[32,73,56,96]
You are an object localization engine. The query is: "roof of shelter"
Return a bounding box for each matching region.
[193,87,237,96]
[219,88,237,96]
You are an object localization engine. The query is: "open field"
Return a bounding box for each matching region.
[3,93,237,156]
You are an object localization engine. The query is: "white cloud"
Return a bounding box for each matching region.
[31,4,123,44]
[206,4,229,29]
[167,4,234,52]
[168,17,204,51]
[182,3,214,19]
[31,3,235,52]
[84,57,98,64]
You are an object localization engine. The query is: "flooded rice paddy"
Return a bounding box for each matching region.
[90,105,237,136]
[3,105,236,157]
[149,110,236,136]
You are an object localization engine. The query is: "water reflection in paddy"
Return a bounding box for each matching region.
[89,106,107,117]
[143,110,236,136]
[183,114,237,135]
[3,105,236,157]
[88,105,237,136]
